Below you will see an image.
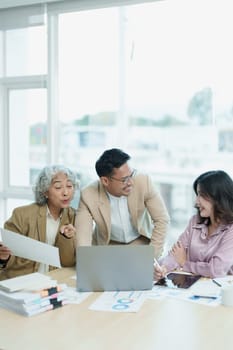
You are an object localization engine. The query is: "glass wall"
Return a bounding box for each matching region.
[0,4,47,221]
[56,0,233,243]
[1,0,233,247]
[9,88,47,187]
[5,26,46,76]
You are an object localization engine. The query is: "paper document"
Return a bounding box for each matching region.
[89,290,146,312]
[213,276,233,288]
[0,272,57,293]
[0,228,61,268]
[190,278,221,298]
[62,287,92,304]
[147,284,221,306]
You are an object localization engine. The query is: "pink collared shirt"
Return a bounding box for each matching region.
[160,215,233,278]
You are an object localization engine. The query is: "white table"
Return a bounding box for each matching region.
[0,267,232,350]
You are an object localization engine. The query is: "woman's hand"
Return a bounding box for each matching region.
[154,264,167,281]
[0,243,11,261]
[60,224,76,239]
[170,241,187,267]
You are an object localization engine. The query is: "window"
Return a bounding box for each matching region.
[56,0,233,242]
[5,26,46,77]
[0,4,47,226]
[1,0,233,246]
[8,87,47,187]
[58,8,119,179]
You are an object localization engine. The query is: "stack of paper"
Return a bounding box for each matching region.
[0,273,69,316]
[0,272,57,292]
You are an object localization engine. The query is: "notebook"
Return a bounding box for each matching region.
[76,245,154,292]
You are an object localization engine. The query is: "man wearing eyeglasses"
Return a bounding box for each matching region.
[75,148,170,258]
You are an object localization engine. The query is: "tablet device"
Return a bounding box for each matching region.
[154,272,201,289]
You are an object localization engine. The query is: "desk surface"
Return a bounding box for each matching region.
[1,268,233,350]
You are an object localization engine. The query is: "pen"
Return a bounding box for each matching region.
[153,258,161,269]
[212,279,222,287]
[193,295,217,300]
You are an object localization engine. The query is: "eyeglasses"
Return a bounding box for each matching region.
[109,169,136,184]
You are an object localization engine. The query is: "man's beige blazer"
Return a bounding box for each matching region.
[76,173,170,258]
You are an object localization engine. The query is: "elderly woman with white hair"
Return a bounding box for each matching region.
[0,165,79,280]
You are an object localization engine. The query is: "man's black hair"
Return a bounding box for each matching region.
[95,148,130,177]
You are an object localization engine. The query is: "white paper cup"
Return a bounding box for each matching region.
[221,285,233,306]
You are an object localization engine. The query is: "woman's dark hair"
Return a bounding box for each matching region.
[193,170,233,224]
[95,148,130,177]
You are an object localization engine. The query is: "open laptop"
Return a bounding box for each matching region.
[76,245,154,292]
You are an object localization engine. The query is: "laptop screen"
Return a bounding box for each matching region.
[76,245,154,292]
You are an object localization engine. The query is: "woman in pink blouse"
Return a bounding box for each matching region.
[155,170,233,279]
